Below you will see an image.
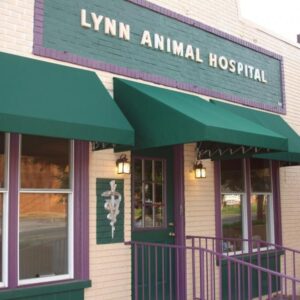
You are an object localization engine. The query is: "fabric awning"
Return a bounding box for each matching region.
[113,78,287,151]
[211,100,300,163]
[0,52,134,145]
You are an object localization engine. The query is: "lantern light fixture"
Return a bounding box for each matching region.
[194,143,206,179]
[116,154,130,174]
[193,160,206,179]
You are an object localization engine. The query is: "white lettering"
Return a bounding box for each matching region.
[254,68,262,82]
[154,34,164,51]
[91,13,103,31]
[141,30,153,48]
[104,17,117,36]
[244,64,249,77]
[185,45,195,60]
[172,40,184,57]
[166,38,171,53]
[218,56,228,70]
[81,9,91,28]
[228,59,236,73]
[237,62,244,75]
[119,22,130,40]
[195,48,203,63]
[261,71,268,83]
[248,66,254,79]
[209,53,218,68]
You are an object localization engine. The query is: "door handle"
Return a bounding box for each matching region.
[169,232,175,237]
[168,222,174,227]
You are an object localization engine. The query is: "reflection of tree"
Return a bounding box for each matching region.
[221,170,244,192]
[22,156,69,189]
[251,168,271,192]
[256,195,265,221]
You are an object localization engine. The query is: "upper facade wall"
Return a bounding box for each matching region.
[0,0,299,131]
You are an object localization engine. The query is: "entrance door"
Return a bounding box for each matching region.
[132,146,175,299]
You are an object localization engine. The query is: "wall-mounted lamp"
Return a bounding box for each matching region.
[194,142,206,178]
[193,160,206,178]
[116,154,130,174]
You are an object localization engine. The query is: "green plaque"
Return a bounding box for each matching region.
[36,0,284,112]
[96,178,124,244]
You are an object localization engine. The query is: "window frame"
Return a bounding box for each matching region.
[250,192,275,249]
[216,158,277,255]
[132,156,167,231]
[17,136,75,286]
[0,133,9,288]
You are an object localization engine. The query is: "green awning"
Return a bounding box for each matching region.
[211,100,300,163]
[113,78,287,151]
[0,52,134,145]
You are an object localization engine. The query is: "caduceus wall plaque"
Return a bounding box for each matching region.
[96,178,124,244]
[101,180,122,239]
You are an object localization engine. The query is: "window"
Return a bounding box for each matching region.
[250,159,274,246]
[0,133,7,287]
[0,133,88,290]
[19,135,73,284]
[133,158,165,229]
[219,158,275,253]
[221,160,247,251]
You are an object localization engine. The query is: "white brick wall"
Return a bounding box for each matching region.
[87,148,132,300]
[1,0,300,299]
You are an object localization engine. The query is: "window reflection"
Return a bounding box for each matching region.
[133,158,165,229]
[19,193,68,280]
[221,160,245,193]
[250,159,271,192]
[221,194,243,251]
[21,135,70,189]
[251,194,271,245]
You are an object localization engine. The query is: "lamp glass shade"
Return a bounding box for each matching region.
[123,161,130,174]
[195,165,206,178]
[117,159,130,174]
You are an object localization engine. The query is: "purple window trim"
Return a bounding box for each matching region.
[74,141,90,280]
[6,136,89,288]
[8,134,19,288]
[33,0,286,115]
[214,160,222,254]
[245,159,253,252]
[214,158,283,253]
[272,161,282,245]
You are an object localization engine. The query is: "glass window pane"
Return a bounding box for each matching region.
[19,193,68,280]
[251,194,272,244]
[132,158,165,229]
[0,133,5,188]
[21,135,70,189]
[154,205,163,227]
[154,161,163,183]
[221,194,243,251]
[155,184,163,203]
[133,185,143,228]
[133,159,142,183]
[144,183,153,204]
[221,160,245,193]
[0,194,2,282]
[250,159,271,192]
[144,204,153,227]
[144,160,152,182]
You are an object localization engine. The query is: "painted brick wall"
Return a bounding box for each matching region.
[1,0,300,299]
[88,148,131,300]
[184,143,218,300]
